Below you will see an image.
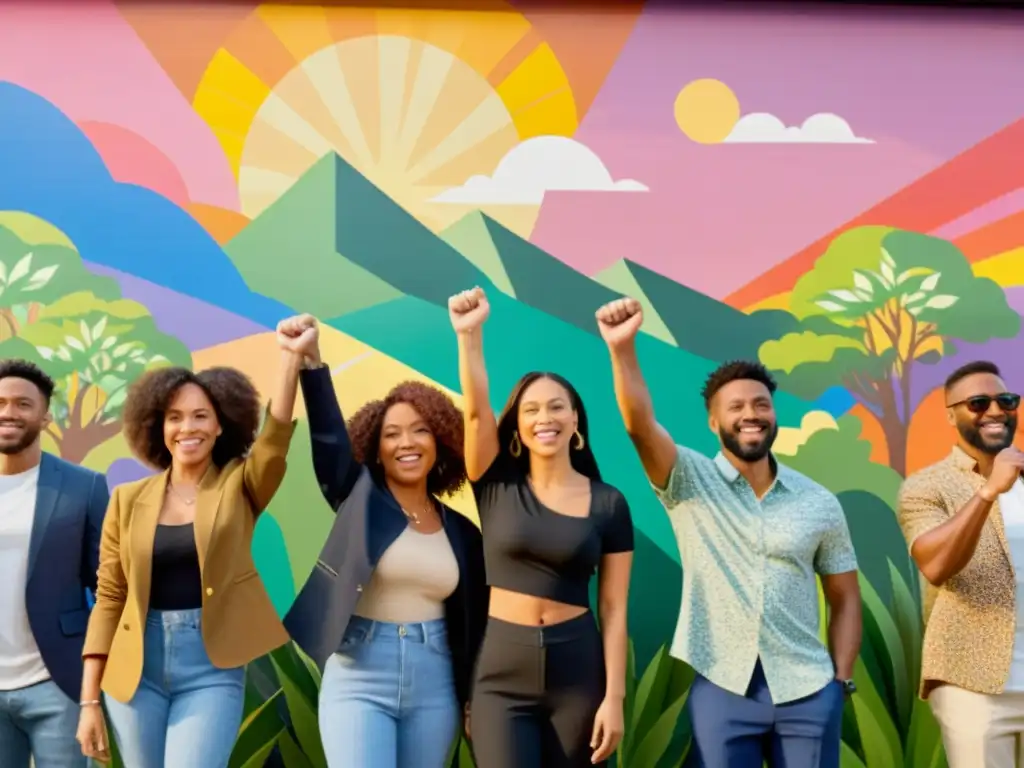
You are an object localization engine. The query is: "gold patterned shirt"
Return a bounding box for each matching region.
[654,446,858,704]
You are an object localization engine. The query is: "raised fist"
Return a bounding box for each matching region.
[276,314,319,357]
[983,445,1024,498]
[596,298,643,348]
[448,286,490,334]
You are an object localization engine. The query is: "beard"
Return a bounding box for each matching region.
[720,420,778,463]
[0,419,42,455]
[960,413,1018,456]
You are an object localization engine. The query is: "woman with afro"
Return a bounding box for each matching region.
[77,320,310,767]
[280,314,488,768]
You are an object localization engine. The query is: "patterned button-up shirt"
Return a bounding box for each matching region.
[654,445,859,704]
[898,446,1016,697]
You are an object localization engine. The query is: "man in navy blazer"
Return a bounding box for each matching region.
[0,359,108,768]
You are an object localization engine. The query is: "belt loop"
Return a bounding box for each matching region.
[367,620,377,641]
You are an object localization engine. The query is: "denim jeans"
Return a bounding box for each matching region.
[0,678,87,768]
[319,616,460,768]
[104,609,245,768]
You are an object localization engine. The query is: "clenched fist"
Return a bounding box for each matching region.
[449,286,490,334]
[982,446,1024,500]
[276,314,319,358]
[596,298,643,348]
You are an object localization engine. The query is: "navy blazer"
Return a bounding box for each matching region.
[27,453,109,701]
[284,366,489,709]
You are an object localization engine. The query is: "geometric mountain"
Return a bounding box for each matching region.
[441,212,624,335]
[225,153,489,319]
[598,259,800,363]
[593,260,677,346]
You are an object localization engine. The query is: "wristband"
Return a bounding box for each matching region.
[80,699,101,707]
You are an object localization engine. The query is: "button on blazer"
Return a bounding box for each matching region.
[83,408,297,703]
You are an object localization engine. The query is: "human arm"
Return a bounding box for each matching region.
[591,491,634,762]
[901,448,1024,586]
[596,299,677,489]
[450,287,499,482]
[81,472,110,595]
[815,497,861,680]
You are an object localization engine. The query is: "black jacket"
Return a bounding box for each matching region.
[284,365,489,708]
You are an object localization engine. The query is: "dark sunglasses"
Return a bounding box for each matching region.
[946,393,1021,414]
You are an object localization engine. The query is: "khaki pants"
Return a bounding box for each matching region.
[931,684,1024,767]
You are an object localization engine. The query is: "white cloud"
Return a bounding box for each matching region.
[430,135,648,205]
[723,112,874,144]
[774,410,839,456]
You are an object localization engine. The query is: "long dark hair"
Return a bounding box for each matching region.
[493,371,602,481]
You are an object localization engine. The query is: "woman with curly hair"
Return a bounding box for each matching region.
[76,320,309,768]
[448,287,634,768]
[280,315,488,768]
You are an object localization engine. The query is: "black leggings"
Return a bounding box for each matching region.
[469,611,606,767]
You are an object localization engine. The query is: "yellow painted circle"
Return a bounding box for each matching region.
[673,79,741,144]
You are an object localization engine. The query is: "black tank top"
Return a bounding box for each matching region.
[149,523,203,610]
[471,463,634,607]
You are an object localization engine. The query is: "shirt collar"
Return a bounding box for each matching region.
[949,444,982,473]
[714,451,788,492]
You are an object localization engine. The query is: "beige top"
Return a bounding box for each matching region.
[354,527,460,623]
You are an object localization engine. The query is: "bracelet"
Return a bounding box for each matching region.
[80,699,101,707]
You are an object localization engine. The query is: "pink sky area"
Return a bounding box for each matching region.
[529,4,1024,299]
[0,1,238,211]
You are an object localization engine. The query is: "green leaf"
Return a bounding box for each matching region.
[850,656,903,766]
[631,645,673,744]
[629,690,688,768]
[229,689,286,768]
[278,729,315,768]
[859,573,910,730]
[906,696,946,768]
[620,638,638,758]
[269,651,327,768]
[840,741,868,768]
[457,737,477,768]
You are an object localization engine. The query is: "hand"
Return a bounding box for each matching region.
[590,696,624,763]
[448,287,490,334]
[76,703,110,764]
[596,298,643,348]
[276,314,320,361]
[982,446,1024,499]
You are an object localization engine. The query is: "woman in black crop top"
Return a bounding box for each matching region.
[448,287,635,767]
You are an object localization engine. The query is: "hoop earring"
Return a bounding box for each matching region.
[573,430,585,451]
[510,431,522,458]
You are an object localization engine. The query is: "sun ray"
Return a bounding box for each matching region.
[378,35,412,171]
[394,43,457,169]
[257,92,334,159]
[302,47,376,168]
[255,4,334,62]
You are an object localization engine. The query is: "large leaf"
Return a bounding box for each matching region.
[906,697,947,768]
[278,729,315,768]
[620,639,638,759]
[628,690,689,768]
[850,656,903,766]
[229,689,286,768]
[840,741,868,767]
[860,573,910,730]
[269,650,327,768]
[631,645,674,746]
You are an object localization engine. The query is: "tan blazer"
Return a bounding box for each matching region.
[83,408,296,703]
[898,446,1015,698]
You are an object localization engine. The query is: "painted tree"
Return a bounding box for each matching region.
[0,224,119,339]
[15,292,191,463]
[759,226,1020,476]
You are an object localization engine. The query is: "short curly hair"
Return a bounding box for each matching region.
[701,360,777,410]
[347,381,466,497]
[122,366,262,470]
[0,359,55,405]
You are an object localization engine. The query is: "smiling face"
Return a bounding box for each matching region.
[163,382,222,470]
[378,401,437,489]
[517,376,579,459]
[947,372,1018,456]
[709,378,778,463]
[0,376,50,456]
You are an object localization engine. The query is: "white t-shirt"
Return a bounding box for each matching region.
[0,465,49,690]
[999,478,1024,691]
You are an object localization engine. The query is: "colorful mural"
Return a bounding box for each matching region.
[2,1,1024,765]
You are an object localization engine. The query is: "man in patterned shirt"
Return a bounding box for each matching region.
[596,297,862,767]
[898,360,1024,768]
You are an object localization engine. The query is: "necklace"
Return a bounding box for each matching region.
[168,483,197,506]
[400,499,433,525]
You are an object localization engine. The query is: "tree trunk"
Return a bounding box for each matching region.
[878,379,909,477]
[58,419,122,465]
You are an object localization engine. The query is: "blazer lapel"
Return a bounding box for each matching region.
[28,453,61,579]
[129,472,167,613]
[193,465,225,572]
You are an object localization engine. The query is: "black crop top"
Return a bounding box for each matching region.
[472,464,634,608]
[149,523,203,610]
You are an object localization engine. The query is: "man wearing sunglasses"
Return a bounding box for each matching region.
[898,360,1024,768]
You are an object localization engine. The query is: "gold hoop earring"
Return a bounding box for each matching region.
[510,431,522,458]
[573,430,585,451]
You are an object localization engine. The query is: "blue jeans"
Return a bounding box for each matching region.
[319,616,460,768]
[0,678,87,768]
[686,659,844,767]
[104,609,245,768]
